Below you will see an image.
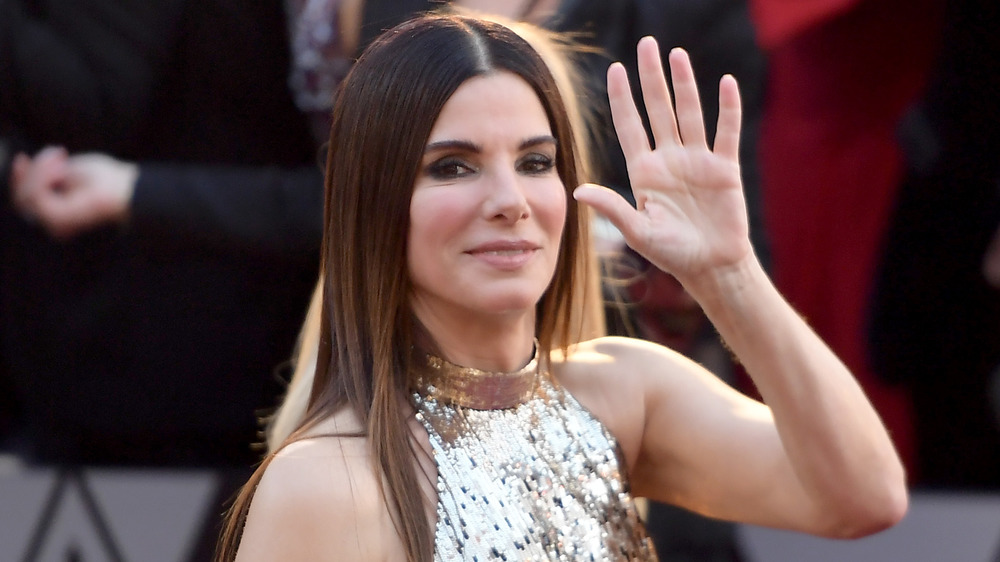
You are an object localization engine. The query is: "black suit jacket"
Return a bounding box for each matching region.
[0,0,323,466]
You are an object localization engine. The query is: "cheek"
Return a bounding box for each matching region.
[408,190,472,245]
[407,189,476,280]
[534,181,569,237]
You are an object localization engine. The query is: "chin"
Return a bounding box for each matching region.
[475,288,546,315]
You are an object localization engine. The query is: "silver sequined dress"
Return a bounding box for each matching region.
[410,348,658,561]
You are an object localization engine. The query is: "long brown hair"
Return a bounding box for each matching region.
[216,14,589,562]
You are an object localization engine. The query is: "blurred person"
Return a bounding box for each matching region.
[217,13,906,561]
[0,0,187,453]
[869,0,1000,489]
[747,0,946,477]
[1,3,324,558]
[2,0,321,466]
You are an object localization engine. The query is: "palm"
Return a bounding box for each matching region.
[575,40,751,282]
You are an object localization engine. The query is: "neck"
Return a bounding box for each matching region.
[411,304,536,373]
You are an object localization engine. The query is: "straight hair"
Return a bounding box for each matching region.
[216,14,589,562]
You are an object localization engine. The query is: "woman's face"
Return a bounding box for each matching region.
[408,71,567,327]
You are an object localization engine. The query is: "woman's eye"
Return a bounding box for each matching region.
[426,158,476,180]
[518,154,555,175]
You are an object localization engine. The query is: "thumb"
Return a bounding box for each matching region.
[573,183,644,243]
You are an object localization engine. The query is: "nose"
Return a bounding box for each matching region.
[483,166,530,223]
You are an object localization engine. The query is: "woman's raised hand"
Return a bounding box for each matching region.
[574,38,752,284]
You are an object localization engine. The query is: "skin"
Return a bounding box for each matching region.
[235,39,908,561]
[570,39,906,536]
[408,70,566,370]
[10,147,136,239]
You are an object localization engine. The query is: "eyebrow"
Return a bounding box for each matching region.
[423,135,558,154]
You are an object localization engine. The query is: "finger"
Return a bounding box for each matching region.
[34,183,88,239]
[607,62,650,160]
[25,148,69,199]
[713,74,742,162]
[25,147,70,190]
[36,147,70,184]
[636,36,680,148]
[573,183,646,245]
[34,145,69,168]
[11,148,66,210]
[667,48,707,147]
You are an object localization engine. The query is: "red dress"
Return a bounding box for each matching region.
[748,0,945,477]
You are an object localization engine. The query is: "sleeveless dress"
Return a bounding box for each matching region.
[409,345,659,561]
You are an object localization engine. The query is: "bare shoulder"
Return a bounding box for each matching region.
[551,336,691,393]
[548,336,691,466]
[235,411,392,561]
[555,336,688,368]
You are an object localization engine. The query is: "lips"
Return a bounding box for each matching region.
[466,240,540,270]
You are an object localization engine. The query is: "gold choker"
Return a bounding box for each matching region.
[410,342,541,410]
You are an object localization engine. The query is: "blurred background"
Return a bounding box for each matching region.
[2,0,998,560]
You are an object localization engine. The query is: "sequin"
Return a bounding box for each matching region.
[410,347,658,561]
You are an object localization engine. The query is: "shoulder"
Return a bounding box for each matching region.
[236,413,392,561]
[556,335,687,366]
[551,336,691,392]
[549,336,691,467]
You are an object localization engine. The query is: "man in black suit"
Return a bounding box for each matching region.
[0,0,323,468]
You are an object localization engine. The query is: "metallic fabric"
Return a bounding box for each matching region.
[411,344,541,410]
[410,348,658,561]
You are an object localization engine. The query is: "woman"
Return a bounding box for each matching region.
[219,14,907,561]
[264,12,607,452]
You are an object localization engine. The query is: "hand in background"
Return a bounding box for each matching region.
[11,147,138,239]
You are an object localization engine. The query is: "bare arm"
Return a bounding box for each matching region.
[632,265,905,538]
[574,38,906,538]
